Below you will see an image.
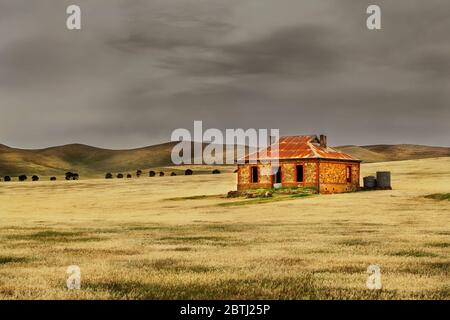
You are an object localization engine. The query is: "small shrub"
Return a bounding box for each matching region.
[149,171,156,177]
[4,176,11,182]
[117,173,124,179]
[32,175,39,181]
[159,172,165,177]
[425,193,450,201]
[127,174,132,179]
[185,169,193,175]
[18,175,27,182]
[170,172,177,176]
[212,169,221,174]
[65,172,79,180]
[136,170,142,177]
[50,177,57,181]
[227,190,240,198]
[105,173,113,179]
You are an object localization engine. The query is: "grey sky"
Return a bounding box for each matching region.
[0,0,449,149]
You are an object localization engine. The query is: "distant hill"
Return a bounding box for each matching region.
[0,142,178,177]
[0,142,241,177]
[0,142,449,177]
[335,144,450,163]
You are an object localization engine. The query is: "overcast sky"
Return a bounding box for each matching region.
[0,0,449,149]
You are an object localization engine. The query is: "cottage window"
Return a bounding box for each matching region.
[346,166,352,183]
[251,166,258,183]
[296,165,304,182]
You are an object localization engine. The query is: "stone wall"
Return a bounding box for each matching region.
[281,161,317,187]
[238,160,319,190]
[237,163,272,190]
[238,160,360,193]
[319,161,360,193]
[237,165,250,186]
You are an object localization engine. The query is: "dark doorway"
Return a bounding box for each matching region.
[251,166,258,183]
[296,165,304,182]
[273,167,282,184]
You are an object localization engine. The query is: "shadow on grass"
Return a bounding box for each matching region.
[0,256,29,265]
[426,242,450,248]
[84,274,448,299]
[314,265,366,274]
[216,194,313,207]
[399,261,450,276]
[388,249,438,258]
[337,239,375,247]
[85,274,320,299]
[128,258,217,274]
[156,235,246,247]
[424,193,450,201]
[6,230,102,243]
[164,194,223,201]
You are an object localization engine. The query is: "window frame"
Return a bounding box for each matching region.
[346,166,352,183]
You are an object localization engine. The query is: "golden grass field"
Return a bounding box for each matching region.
[0,158,448,300]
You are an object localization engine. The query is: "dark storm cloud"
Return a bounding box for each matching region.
[0,0,449,149]
[160,25,342,77]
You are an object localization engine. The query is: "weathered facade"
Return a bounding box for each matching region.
[237,135,361,194]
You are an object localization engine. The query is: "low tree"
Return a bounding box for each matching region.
[50,177,57,181]
[185,169,193,175]
[136,169,142,177]
[127,174,132,178]
[159,171,165,177]
[32,175,39,181]
[170,172,177,176]
[212,169,221,174]
[18,175,27,181]
[149,171,156,177]
[117,173,124,179]
[4,176,11,182]
[65,172,79,180]
[105,173,113,179]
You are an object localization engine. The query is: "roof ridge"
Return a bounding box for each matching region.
[241,134,360,162]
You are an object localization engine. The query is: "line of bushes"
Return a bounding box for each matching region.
[0,172,79,182]
[1,167,225,182]
[104,169,201,179]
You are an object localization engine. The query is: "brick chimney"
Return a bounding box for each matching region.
[319,134,327,148]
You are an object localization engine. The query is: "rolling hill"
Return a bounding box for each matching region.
[0,142,242,177]
[0,142,177,177]
[0,142,449,177]
[335,144,450,163]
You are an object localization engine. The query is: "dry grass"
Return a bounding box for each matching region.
[0,157,449,300]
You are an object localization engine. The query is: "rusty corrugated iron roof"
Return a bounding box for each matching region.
[242,135,360,162]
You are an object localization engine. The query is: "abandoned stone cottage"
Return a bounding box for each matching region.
[236,135,361,194]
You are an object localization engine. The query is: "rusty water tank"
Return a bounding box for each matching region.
[376,171,391,188]
[363,176,377,188]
